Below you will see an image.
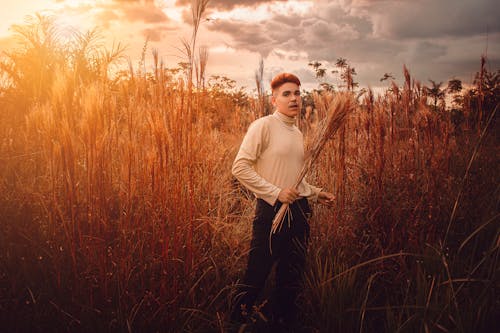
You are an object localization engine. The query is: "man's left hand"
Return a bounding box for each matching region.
[318,191,335,206]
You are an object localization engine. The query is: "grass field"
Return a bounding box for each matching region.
[0,13,498,333]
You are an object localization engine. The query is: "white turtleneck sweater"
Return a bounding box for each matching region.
[232,111,321,206]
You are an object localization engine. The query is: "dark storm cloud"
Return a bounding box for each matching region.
[206,0,499,87]
[408,35,500,83]
[207,13,362,58]
[208,20,275,54]
[343,0,499,39]
[411,42,447,61]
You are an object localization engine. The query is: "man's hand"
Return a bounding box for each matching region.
[318,191,335,206]
[278,188,300,204]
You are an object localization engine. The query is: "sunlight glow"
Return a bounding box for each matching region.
[162,7,184,22]
[269,0,314,16]
[51,2,95,36]
[59,0,98,6]
[208,6,273,22]
[0,0,56,37]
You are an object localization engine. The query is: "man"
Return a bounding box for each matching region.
[231,73,335,331]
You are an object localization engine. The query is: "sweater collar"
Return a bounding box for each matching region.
[273,111,296,126]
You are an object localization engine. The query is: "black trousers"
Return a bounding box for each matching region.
[231,198,311,325]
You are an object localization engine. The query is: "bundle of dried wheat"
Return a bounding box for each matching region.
[270,92,355,242]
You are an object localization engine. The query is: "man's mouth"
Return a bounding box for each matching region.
[289,104,298,109]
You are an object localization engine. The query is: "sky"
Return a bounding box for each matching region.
[0,0,498,93]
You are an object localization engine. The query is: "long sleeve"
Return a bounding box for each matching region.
[300,178,322,202]
[232,113,323,206]
[232,119,282,205]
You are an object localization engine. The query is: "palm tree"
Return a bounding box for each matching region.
[380,73,395,82]
[335,57,347,69]
[308,61,326,79]
[335,57,357,91]
[424,80,446,111]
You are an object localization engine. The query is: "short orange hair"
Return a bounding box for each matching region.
[271,73,301,92]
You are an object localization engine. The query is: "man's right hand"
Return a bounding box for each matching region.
[278,188,300,204]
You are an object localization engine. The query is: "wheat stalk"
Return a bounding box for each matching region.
[269,92,355,243]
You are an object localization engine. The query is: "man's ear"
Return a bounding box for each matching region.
[269,94,275,106]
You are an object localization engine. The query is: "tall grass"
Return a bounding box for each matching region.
[0,13,498,333]
[300,66,498,333]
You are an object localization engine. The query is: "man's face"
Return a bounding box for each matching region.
[272,82,301,118]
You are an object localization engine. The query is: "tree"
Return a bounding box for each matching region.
[335,57,358,91]
[335,57,347,69]
[447,78,463,108]
[308,61,334,93]
[424,80,446,111]
[308,61,326,79]
[307,57,360,93]
[467,60,500,132]
[447,78,462,94]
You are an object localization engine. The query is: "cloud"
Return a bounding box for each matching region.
[79,1,171,28]
[176,0,287,11]
[22,0,495,89]
[121,4,169,24]
[340,0,499,39]
[207,20,275,55]
[411,41,447,62]
[141,26,174,41]
[142,27,162,41]
[94,8,120,29]
[206,7,360,56]
[204,0,499,88]
[77,1,173,41]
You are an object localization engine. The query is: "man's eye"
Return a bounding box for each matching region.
[294,91,301,96]
[283,92,290,96]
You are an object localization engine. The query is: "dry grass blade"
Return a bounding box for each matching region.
[359,272,379,333]
[443,102,499,248]
[319,252,423,287]
[270,92,355,242]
